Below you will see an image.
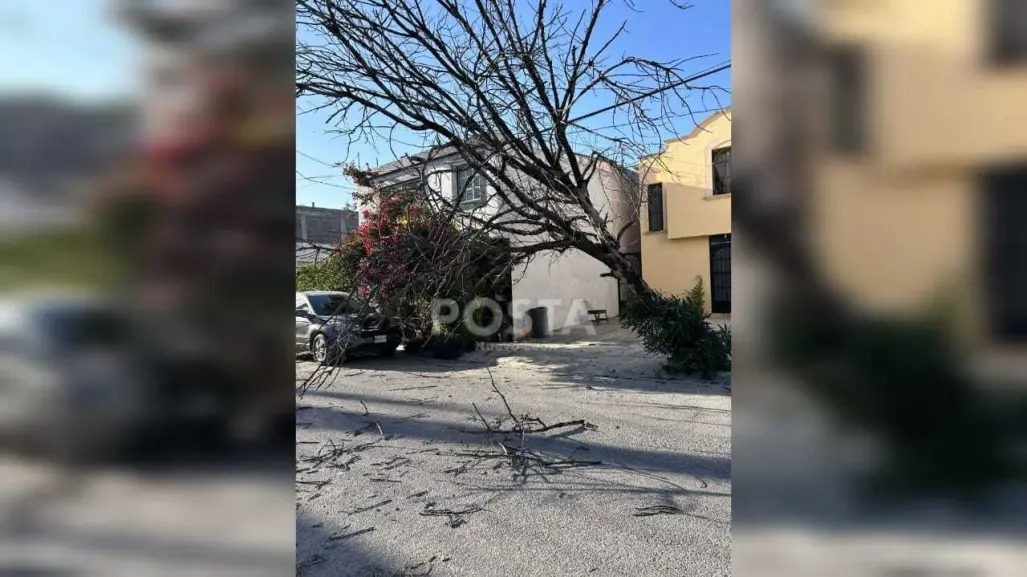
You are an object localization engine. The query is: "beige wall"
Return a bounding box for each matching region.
[639,110,731,304]
[666,184,731,241]
[640,234,711,300]
[809,0,1027,347]
[810,171,983,344]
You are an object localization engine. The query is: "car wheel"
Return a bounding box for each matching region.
[312,333,343,365]
[311,333,329,364]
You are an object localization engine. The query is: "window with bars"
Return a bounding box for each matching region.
[989,0,1027,64]
[455,166,487,204]
[380,180,418,193]
[712,147,731,195]
[647,183,664,232]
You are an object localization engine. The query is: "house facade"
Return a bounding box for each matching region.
[801,0,1027,350]
[358,150,640,336]
[638,109,732,313]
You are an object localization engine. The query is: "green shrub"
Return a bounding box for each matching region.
[621,277,731,378]
[295,246,358,292]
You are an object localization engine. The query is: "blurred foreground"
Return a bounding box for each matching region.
[0,453,295,576]
[733,1,1027,575]
[0,1,295,574]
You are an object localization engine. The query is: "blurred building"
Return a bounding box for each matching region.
[295,204,358,265]
[638,109,732,313]
[111,0,294,142]
[104,0,297,441]
[807,0,1027,348]
[0,177,81,233]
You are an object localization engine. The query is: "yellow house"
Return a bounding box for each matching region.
[805,0,1027,351]
[638,109,732,313]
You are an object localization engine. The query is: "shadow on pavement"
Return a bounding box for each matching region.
[299,401,731,484]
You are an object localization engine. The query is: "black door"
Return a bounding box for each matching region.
[984,168,1027,340]
[709,234,731,314]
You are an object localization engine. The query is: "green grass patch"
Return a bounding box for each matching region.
[0,225,122,290]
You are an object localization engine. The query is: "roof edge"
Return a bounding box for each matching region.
[639,107,732,163]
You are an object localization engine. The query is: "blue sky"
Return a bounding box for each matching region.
[297,1,731,209]
[0,0,140,101]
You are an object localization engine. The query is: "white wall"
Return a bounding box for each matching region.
[592,160,642,254]
[508,155,636,335]
[511,249,619,336]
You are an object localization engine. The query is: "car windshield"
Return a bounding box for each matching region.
[307,294,359,316]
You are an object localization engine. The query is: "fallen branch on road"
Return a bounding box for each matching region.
[419,502,484,528]
[301,438,380,470]
[371,456,411,471]
[439,368,605,482]
[348,499,393,515]
[329,526,375,540]
[297,553,326,575]
[634,504,683,516]
[394,555,442,577]
[482,367,598,436]
[509,419,596,435]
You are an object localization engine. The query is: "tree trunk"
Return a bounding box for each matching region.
[604,247,649,297]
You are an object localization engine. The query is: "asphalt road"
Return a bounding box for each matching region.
[295,333,732,576]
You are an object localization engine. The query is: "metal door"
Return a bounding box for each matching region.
[709,234,731,314]
[984,169,1027,339]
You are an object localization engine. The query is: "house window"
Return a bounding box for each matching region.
[827,44,867,154]
[380,179,424,198]
[989,0,1027,64]
[647,184,665,232]
[712,147,731,195]
[455,166,487,204]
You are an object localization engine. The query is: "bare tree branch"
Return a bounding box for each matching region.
[297,0,729,293]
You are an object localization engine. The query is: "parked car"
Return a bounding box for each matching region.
[0,294,152,461]
[295,291,402,364]
[0,293,249,463]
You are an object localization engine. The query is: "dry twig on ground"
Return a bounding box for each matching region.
[419,502,484,529]
[634,504,684,516]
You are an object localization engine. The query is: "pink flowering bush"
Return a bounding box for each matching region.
[324,172,513,340]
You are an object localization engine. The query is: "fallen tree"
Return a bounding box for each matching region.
[297,0,729,296]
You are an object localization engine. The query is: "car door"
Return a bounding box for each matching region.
[296,297,313,351]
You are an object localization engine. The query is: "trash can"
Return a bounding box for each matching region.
[527,307,548,339]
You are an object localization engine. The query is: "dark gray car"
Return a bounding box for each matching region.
[295,291,401,364]
[0,295,151,461]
